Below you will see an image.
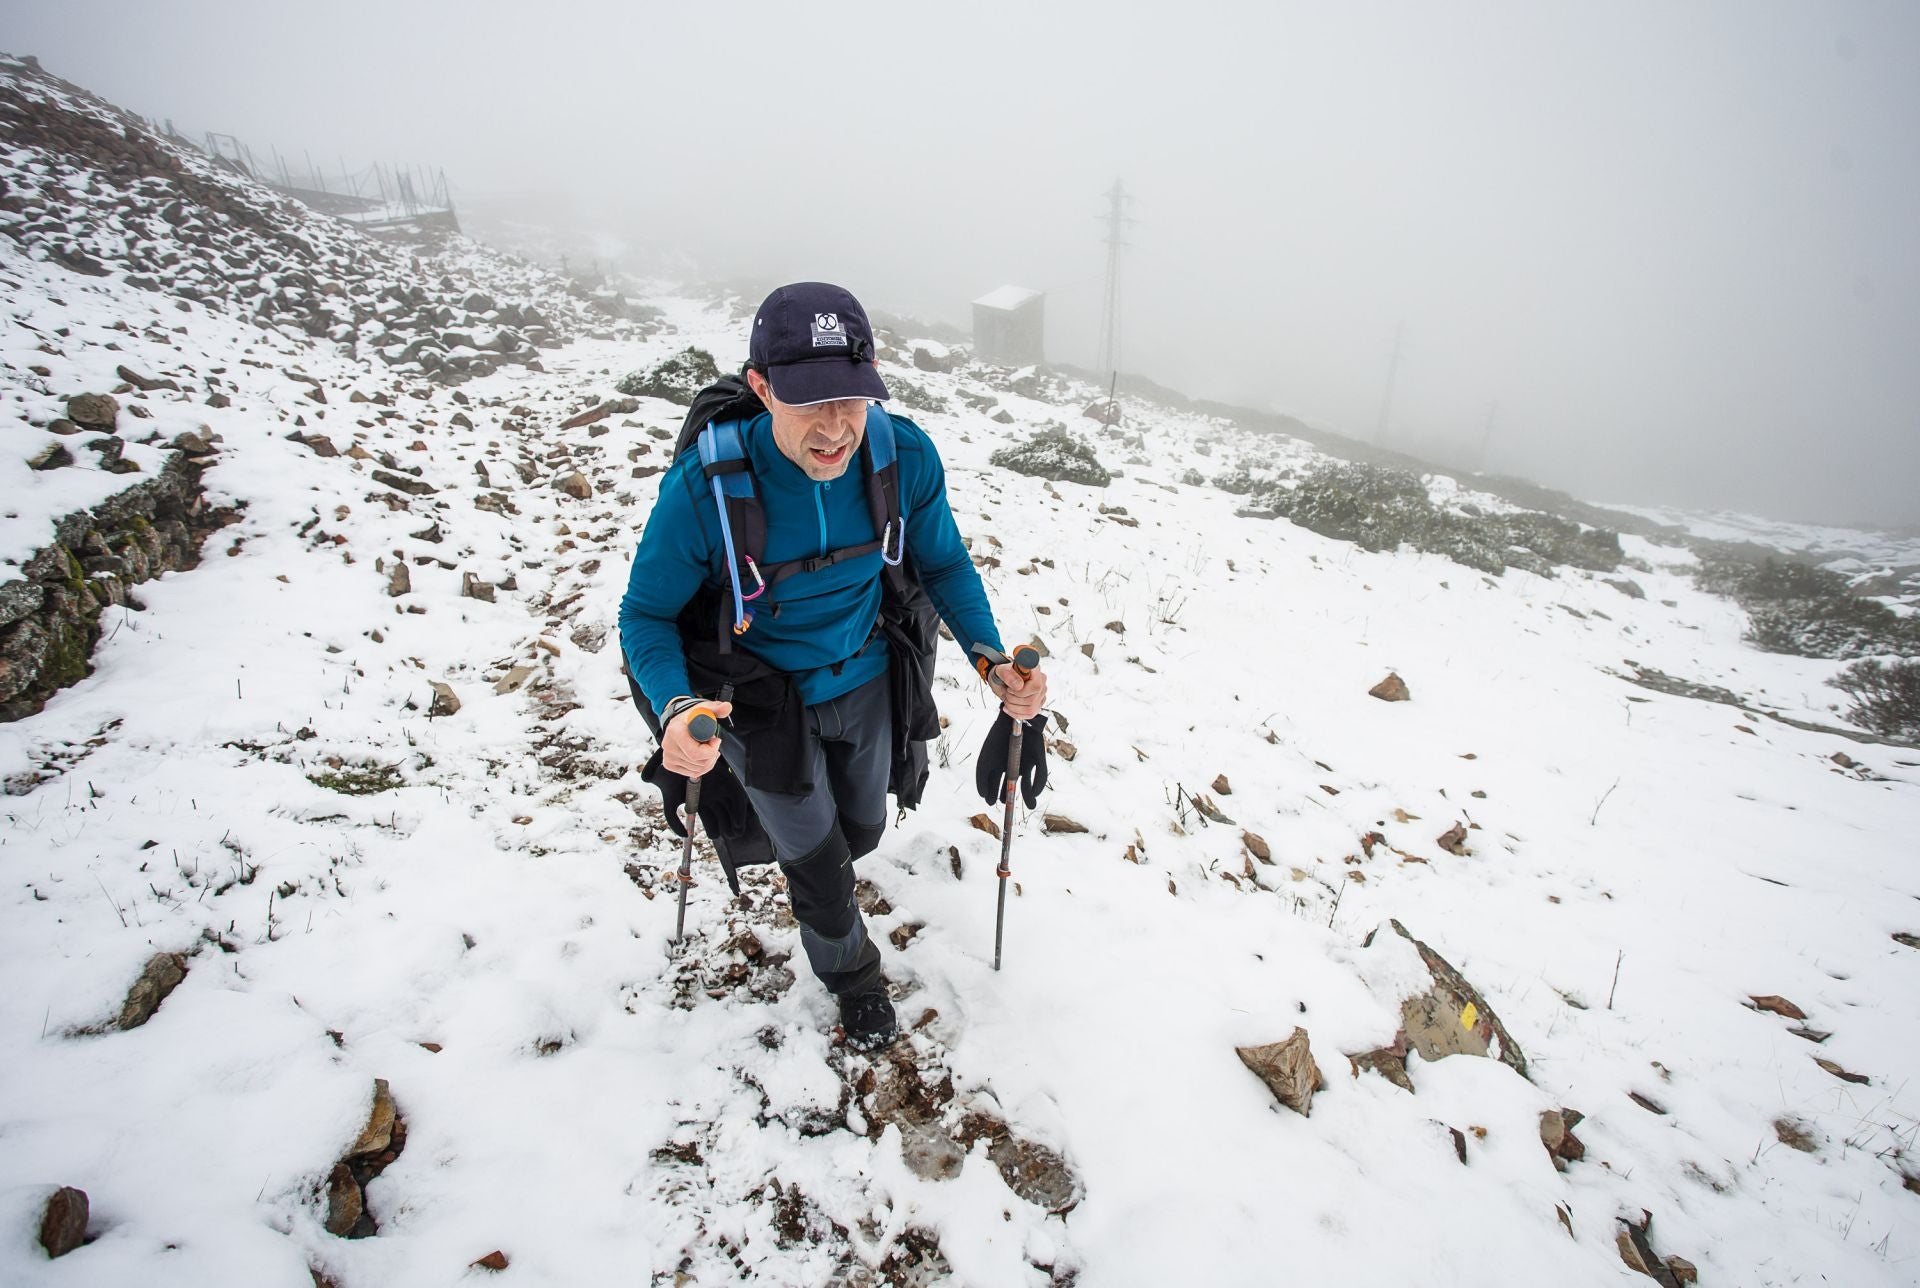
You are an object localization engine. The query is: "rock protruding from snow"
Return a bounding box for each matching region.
[990,429,1112,488]
[1347,1037,1415,1093]
[1,450,229,721]
[1236,1027,1325,1116]
[427,682,461,718]
[323,1079,407,1239]
[349,1079,398,1158]
[1364,920,1530,1081]
[1369,672,1411,702]
[37,1186,88,1259]
[1615,1211,1688,1287]
[1538,1107,1587,1170]
[64,393,118,430]
[116,952,188,1030]
[617,347,722,405]
[558,398,638,431]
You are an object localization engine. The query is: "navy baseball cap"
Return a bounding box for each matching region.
[749,282,891,406]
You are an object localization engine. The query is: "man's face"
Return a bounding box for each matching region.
[749,369,867,481]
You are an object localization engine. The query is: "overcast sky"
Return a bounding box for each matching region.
[6,1,1917,526]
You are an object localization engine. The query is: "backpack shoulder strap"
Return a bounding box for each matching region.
[694,419,766,642]
[862,404,909,589]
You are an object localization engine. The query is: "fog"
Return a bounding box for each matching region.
[7,0,1917,526]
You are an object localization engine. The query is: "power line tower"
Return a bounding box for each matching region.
[1095,178,1132,381]
[1375,320,1406,445]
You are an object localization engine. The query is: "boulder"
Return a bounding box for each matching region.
[348,1079,397,1157]
[27,441,72,471]
[323,1163,361,1237]
[1241,830,1272,863]
[1347,1037,1414,1092]
[1236,1027,1325,1116]
[1748,994,1807,1020]
[116,952,188,1029]
[114,365,178,393]
[428,682,460,717]
[1369,919,1528,1079]
[555,471,593,499]
[1369,672,1410,702]
[371,469,436,496]
[616,348,721,405]
[1538,1107,1586,1169]
[1042,813,1087,834]
[911,343,957,374]
[460,573,495,603]
[66,393,119,429]
[989,429,1111,487]
[559,398,639,430]
[37,1186,89,1259]
[1615,1213,1684,1287]
[0,580,46,629]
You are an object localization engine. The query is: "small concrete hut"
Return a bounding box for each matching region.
[971,286,1045,367]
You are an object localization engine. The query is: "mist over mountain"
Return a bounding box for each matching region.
[4,0,1917,526]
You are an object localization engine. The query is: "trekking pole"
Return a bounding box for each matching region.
[992,645,1042,971]
[671,707,721,943]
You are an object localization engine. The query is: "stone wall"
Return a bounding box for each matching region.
[0,440,234,722]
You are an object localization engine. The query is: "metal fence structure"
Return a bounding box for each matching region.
[148,118,459,233]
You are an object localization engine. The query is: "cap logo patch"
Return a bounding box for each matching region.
[811,312,849,348]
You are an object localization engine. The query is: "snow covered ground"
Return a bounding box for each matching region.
[4,60,1920,1288]
[1609,503,1920,608]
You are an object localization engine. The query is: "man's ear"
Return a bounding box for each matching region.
[745,367,771,402]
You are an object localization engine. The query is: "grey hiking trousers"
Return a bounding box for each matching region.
[713,672,889,996]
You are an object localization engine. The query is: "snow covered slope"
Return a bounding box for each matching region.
[3,54,1919,1288]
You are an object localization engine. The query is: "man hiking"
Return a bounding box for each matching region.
[619,281,1048,1050]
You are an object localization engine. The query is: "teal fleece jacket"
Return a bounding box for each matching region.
[619,409,1002,717]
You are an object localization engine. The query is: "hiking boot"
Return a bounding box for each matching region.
[838,984,898,1051]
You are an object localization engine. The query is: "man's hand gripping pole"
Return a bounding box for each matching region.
[671,707,721,944]
[972,643,1042,971]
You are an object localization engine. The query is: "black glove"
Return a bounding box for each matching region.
[641,750,692,837]
[642,750,755,840]
[976,711,1049,809]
